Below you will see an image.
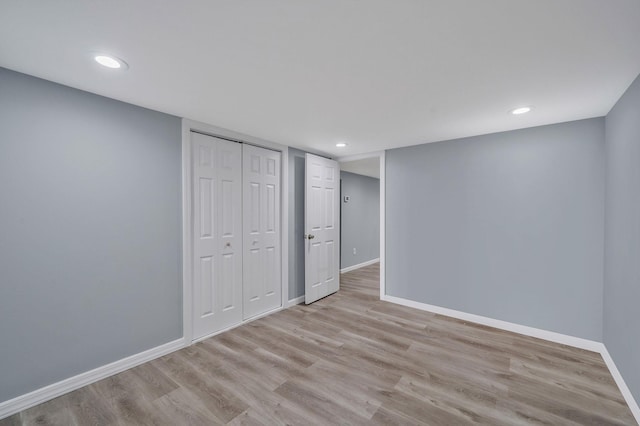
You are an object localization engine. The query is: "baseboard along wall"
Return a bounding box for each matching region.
[0,338,186,420]
[287,295,305,307]
[599,346,640,423]
[340,258,380,274]
[3,292,638,423]
[382,294,640,424]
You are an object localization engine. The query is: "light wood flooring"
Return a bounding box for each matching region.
[2,263,636,425]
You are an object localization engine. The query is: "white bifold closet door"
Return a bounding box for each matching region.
[242,144,282,319]
[192,132,243,339]
[191,132,282,340]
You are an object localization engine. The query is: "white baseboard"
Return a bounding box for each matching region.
[1,302,288,420]
[340,257,380,274]
[3,296,638,423]
[382,294,640,422]
[382,295,602,352]
[287,296,305,307]
[192,306,283,344]
[0,338,186,420]
[600,346,640,424]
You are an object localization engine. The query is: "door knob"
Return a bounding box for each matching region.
[305,234,315,240]
[225,242,231,248]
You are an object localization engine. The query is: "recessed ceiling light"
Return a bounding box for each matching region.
[336,142,347,148]
[94,54,128,70]
[511,106,532,115]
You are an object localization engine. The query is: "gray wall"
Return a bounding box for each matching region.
[604,73,640,402]
[288,147,306,299]
[0,68,182,402]
[340,171,380,269]
[386,118,605,341]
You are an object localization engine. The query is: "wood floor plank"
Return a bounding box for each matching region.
[377,387,478,426]
[15,394,77,426]
[152,351,249,423]
[151,387,221,426]
[273,380,370,425]
[2,262,635,425]
[370,405,428,426]
[89,372,158,425]
[229,325,320,368]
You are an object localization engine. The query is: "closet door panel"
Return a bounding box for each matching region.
[243,144,281,319]
[192,132,242,340]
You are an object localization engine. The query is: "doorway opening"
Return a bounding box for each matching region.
[338,152,385,299]
[288,150,386,306]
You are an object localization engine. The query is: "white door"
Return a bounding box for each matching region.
[243,144,282,319]
[192,132,243,339]
[305,153,340,304]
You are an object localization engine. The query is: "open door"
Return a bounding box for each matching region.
[305,153,340,304]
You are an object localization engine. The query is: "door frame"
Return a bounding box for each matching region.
[336,151,386,300]
[181,118,289,344]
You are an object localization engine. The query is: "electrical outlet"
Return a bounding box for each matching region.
[353,248,357,255]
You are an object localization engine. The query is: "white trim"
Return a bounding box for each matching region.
[340,258,380,273]
[382,295,603,352]
[336,151,386,301]
[287,296,305,307]
[181,118,290,344]
[0,338,185,420]
[192,306,284,344]
[181,120,193,344]
[281,147,289,311]
[600,346,640,424]
[379,151,386,300]
[2,298,638,423]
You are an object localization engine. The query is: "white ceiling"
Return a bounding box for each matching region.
[1,1,639,157]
